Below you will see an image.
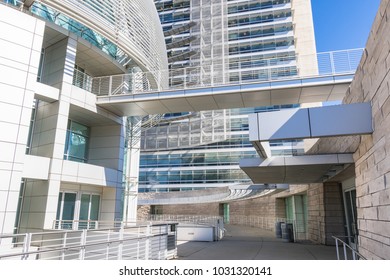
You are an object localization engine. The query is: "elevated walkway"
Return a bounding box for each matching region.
[96,74,353,116]
[92,49,363,116]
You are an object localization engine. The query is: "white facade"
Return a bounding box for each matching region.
[0,0,167,234]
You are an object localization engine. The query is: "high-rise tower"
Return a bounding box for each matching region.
[139,0,317,193]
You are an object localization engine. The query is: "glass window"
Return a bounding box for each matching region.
[64,120,90,163]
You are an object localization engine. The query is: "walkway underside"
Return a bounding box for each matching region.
[96,74,353,116]
[240,154,354,184]
[138,184,288,205]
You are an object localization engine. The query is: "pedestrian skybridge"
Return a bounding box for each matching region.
[92,49,363,116]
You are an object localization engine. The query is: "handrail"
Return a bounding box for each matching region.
[0,232,168,260]
[91,48,363,96]
[0,223,178,260]
[332,235,366,260]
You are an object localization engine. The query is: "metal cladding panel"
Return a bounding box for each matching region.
[248,114,260,142]
[258,108,311,141]
[309,102,373,137]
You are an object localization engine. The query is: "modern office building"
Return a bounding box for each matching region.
[0,0,167,235]
[138,0,317,193]
[139,0,390,260]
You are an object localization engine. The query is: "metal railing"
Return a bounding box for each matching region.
[332,236,366,260]
[52,219,127,230]
[91,48,363,96]
[229,215,287,231]
[146,214,222,224]
[72,68,93,92]
[0,223,177,260]
[144,215,225,241]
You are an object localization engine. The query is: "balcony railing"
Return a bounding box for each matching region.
[90,48,363,97]
[72,68,93,92]
[0,222,177,260]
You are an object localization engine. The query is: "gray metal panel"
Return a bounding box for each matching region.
[258,108,311,141]
[239,154,354,184]
[248,114,259,142]
[309,102,373,137]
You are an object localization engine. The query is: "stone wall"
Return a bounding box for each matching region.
[346,0,390,259]
[305,183,325,244]
[228,195,281,230]
[307,0,390,259]
[137,205,151,220]
[137,202,221,217]
[160,202,221,216]
[323,183,345,245]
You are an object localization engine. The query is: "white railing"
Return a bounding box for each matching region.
[52,219,127,230]
[332,236,366,260]
[0,223,177,260]
[144,215,225,241]
[146,214,222,224]
[229,215,288,231]
[91,49,363,96]
[72,68,93,92]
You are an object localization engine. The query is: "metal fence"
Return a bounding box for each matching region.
[0,223,177,260]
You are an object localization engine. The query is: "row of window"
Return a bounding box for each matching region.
[228,25,292,41]
[229,66,298,82]
[229,52,296,70]
[30,3,119,61]
[160,12,190,24]
[139,187,209,193]
[228,11,291,27]
[227,0,290,14]
[141,134,252,152]
[155,0,191,12]
[229,39,294,55]
[140,150,257,168]
[139,169,251,185]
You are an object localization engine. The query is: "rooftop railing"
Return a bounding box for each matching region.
[90,48,363,97]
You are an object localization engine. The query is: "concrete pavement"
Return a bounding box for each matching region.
[177,225,337,260]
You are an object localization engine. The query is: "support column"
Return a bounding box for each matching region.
[123,116,141,224]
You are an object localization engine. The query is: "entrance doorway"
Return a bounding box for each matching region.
[56,192,100,229]
[342,178,358,249]
[219,203,229,224]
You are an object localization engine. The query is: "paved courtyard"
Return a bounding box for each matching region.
[177,225,337,260]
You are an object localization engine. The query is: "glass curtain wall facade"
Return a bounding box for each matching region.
[141,0,314,192]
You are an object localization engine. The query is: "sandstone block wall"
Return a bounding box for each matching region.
[345,0,390,259]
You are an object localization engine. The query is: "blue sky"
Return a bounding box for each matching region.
[311,0,381,52]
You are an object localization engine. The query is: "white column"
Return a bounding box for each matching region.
[123,117,141,224]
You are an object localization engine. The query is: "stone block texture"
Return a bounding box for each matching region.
[308,0,390,259]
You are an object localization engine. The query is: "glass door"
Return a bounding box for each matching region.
[78,194,100,229]
[343,189,358,249]
[56,192,77,229]
[223,203,230,224]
